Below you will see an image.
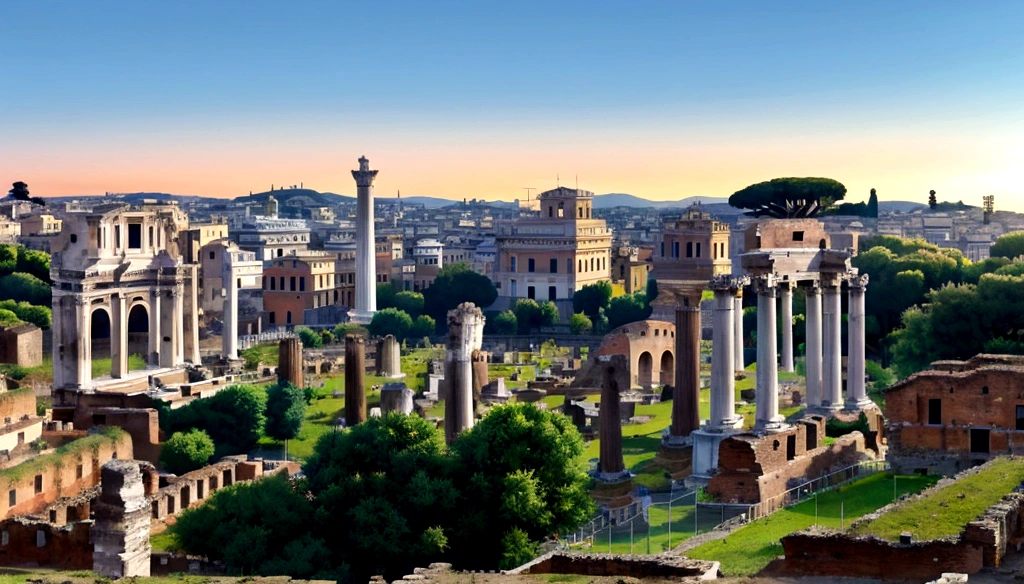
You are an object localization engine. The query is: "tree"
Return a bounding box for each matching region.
[16,247,50,283]
[166,384,268,456]
[265,382,307,442]
[538,301,559,327]
[0,309,21,328]
[409,314,436,339]
[160,429,215,475]
[0,272,51,305]
[368,308,413,340]
[512,299,542,334]
[928,189,937,209]
[0,245,17,276]
[604,292,652,331]
[295,326,323,349]
[422,263,497,327]
[393,291,425,319]
[376,282,398,309]
[569,312,592,334]
[492,310,517,335]
[728,177,846,218]
[867,188,879,218]
[572,281,612,317]
[990,232,1024,260]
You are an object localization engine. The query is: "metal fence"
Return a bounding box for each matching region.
[745,459,891,521]
[237,329,295,351]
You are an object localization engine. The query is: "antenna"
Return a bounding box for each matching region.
[557,173,560,187]
[523,187,535,201]
[575,175,578,190]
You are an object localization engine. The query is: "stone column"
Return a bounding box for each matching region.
[668,292,701,444]
[380,384,415,415]
[76,297,92,389]
[821,277,843,409]
[377,334,401,377]
[111,293,129,378]
[733,291,745,372]
[846,274,872,410]
[52,296,65,389]
[350,156,379,324]
[710,276,743,429]
[183,266,200,364]
[222,251,239,361]
[598,355,628,479]
[148,289,161,366]
[780,282,795,373]
[755,278,783,430]
[278,336,304,388]
[345,335,366,426]
[445,302,485,444]
[804,284,823,409]
[175,282,185,365]
[158,290,176,368]
[92,460,151,578]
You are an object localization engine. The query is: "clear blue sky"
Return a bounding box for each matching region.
[3,1,1022,205]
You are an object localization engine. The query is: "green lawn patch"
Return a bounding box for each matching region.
[687,472,938,576]
[851,457,1024,541]
[90,354,147,379]
[150,530,180,553]
[241,342,279,369]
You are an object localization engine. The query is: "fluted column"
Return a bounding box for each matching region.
[804,284,823,409]
[669,294,701,442]
[821,277,843,409]
[755,278,783,430]
[780,282,794,373]
[733,292,744,372]
[846,274,872,409]
[711,277,744,429]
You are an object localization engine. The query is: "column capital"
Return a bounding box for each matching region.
[752,274,777,296]
[802,280,822,295]
[709,274,749,294]
[848,273,869,290]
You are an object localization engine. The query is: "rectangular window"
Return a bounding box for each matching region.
[686,241,693,258]
[672,241,679,258]
[793,231,805,242]
[290,277,296,291]
[279,276,284,290]
[127,223,142,249]
[510,257,517,272]
[661,242,665,257]
[269,312,276,325]
[927,398,942,425]
[1016,405,1024,431]
[270,278,276,290]
[695,242,701,258]
[299,277,306,292]
[149,226,154,248]
[548,286,557,301]
[8,490,14,507]
[567,259,572,274]
[114,225,121,248]
[970,428,990,454]
[527,286,535,300]
[550,258,558,273]
[528,258,535,273]
[34,475,42,494]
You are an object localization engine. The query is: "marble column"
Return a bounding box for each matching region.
[821,277,843,409]
[711,278,743,429]
[344,335,366,426]
[804,284,823,409]
[846,274,872,409]
[149,289,161,366]
[350,156,379,324]
[598,355,628,478]
[668,294,701,443]
[755,279,783,430]
[76,297,92,388]
[52,296,65,389]
[111,293,128,378]
[445,302,485,444]
[175,283,185,365]
[733,291,745,372]
[780,282,794,373]
[159,290,176,368]
[222,251,239,361]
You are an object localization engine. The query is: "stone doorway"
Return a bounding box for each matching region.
[660,350,674,386]
[637,351,653,389]
[91,307,112,364]
[127,304,149,367]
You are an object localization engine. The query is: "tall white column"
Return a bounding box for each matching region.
[780,282,794,373]
[111,293,128,378]
[711,278,743,429]
[846,274,872,409]
[76,298,92,388]
[351,156,379,324]
[149,289,161,366]
[804,284,823,409]
[175,283,185,365]
[733,292,744,372]
[222,250,239,360]
[822,278,843,409]
[755,279,783,430]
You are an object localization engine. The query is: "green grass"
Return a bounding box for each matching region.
[90,354,147,378]
[241,342,279,369]
[851,457,1024,541]
[585,496,725,554]
[687,472,938,576]
[150,530,180,553]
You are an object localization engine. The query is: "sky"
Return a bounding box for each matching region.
[2,0,1023,208]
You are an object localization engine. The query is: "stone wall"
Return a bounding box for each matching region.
[509,552,719,579]
[0,324,43,367]
[0,518,93,569]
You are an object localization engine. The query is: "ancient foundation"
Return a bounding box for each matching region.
[277,336,303,388]
[380,383,414,415]
[445,303,485,444]
[92,460,151,578]
[376,334,402,378]
[345,334,366,426]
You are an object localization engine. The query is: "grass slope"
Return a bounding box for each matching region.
[851,457,1024,541]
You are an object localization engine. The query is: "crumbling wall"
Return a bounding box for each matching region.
[92,460,151,578]
[510,552,719,579]
[0,519,92,569]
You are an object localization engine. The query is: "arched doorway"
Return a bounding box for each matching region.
[660,350,674,386]
[127,304,149,368]
[91,307,112,375]
[637,351,653,389]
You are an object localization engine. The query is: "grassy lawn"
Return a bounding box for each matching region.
[851,457,1024,541]
[584,496,726,554]
[150,530,180,553]
[687,472,938,576]
[241,342,279,368]
[90,354,147,378]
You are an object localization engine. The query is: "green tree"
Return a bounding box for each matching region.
[295,326,323,348]
[16,247,50,283]
[393,291,425,319]
[728,177,846,218]
[265,382,307,442]
[166,384,268,456]
[160,429,215,475]
[492,310,517,335]
[604,292,652,331]
[867,188,879,218]
[538,301,559,327]
[568,312,592,334]
[990,232,1024,260]
[0,245,18,276]
[320,329,335,345]
[512,299,542,333]
[368,308,413,340]
[572,281,612,317]
[928,189,937,209]
[376,282,398,309]
[0,272,50,305]
[422,263,497,327]
[887,306,936,378]
[0,309,22,327]
[409,314,436,339]
[332,323,365,339]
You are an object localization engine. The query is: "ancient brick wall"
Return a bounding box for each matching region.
[91,409,160,465]
[0,519,93,569]
[0,325,43,367]
[0,388,36,422]
[511,552,718,579]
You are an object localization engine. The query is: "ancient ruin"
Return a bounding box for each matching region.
[350,156,379,324]
[444,302,484,443]
[376,334,402,378]
[92,460,151,578]
[277,336,303,388]
[345,334,367,426]
[380,382,415,415]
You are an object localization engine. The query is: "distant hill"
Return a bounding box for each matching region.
[879,201,928,214]
[593,193,729,210]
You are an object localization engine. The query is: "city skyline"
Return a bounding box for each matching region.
[3,1,1022,208]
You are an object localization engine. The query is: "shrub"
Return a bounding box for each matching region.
[0,272,51,305]
[161,429,215,474]
[295,326,323,349]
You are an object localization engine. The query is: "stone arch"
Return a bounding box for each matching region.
[660,350,674,386]
[90,306,112,365]
[637,351,654,389]
[127,304,149,368]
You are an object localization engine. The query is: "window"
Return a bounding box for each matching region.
[299,277,306,292]
[149,226,154,248]
[686,241,693,258]
[661,242,665,257]
[1016,406,1024,431]
[927,398,942,425]
[567,259,572,274]
[528,258,535,273]
[126,223,142,248]
[34,475,42,494]
[8,490,14,507]
[672,242,679,258]
[548,206,553,218]
[550,258,558,273]
[277,248,284,257]
[786,434,797,461]
[590,258,595,271]
[286,311,292,324]
[578,259,583,272]
[970,428,990,454]
[71,233,78,244]
[290,277,296,291]
[114,225,121,248]
[279,276,284,290]
[269,312,276,325]
[695,242,701,258]
[209,251,216,260]
[793,231,805,242]
[557,202,564,218]
[548,286,556,301]
[76,464,83,479]
[510,280,517,296]
[270,278,276,290]
[527,286,535,300]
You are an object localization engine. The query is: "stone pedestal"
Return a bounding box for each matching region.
[690,428,734,481]
[345,335,366,426]
[380,383,415,415]
[445,303,485,444]
[278,337,303,388]
[92,460,151,578]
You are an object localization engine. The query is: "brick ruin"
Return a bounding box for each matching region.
[507,551,720,579]
[92,460,152,578]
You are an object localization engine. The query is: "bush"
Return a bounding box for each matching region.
[166,384,268,456]
[492,310,517,335]
[0,272,51,305]
[295,326,323,349]
[161,429,216,475]
[265,382,307,442]
[569,312,592,334]
[367,308,413,340]
[393,291,425,319]
[0,309,21,327]
[409,314,436,339]
[0,300,50,329]
[16,247,50,283]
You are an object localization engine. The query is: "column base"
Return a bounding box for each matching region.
[691,426,742,480]
[844,397,876,411]
[591,469,633,483]
[710,415,744,431]
[754,417,788,433]
[817,400,844,412]
[661,433,693,449]
[348,309,376,325]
